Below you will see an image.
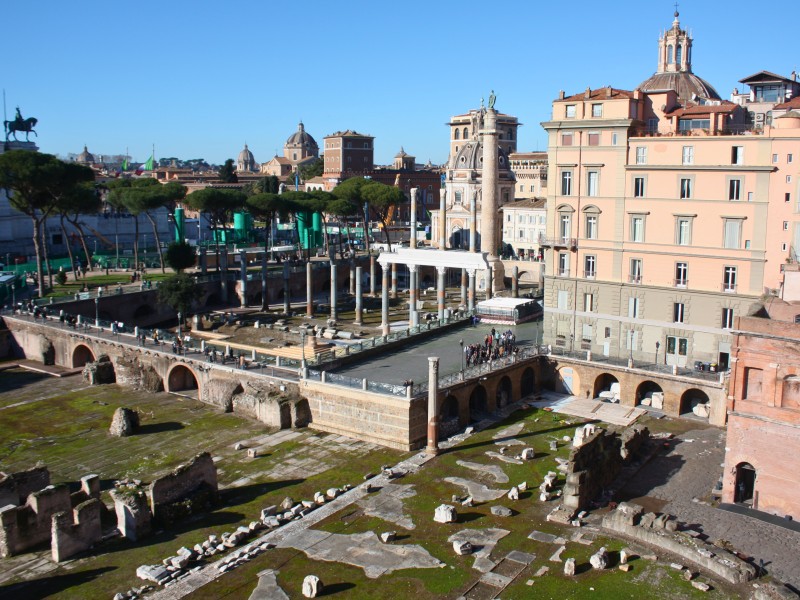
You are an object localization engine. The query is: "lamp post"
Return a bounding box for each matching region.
[177,311,182,340]
[459,338,464,377]
[629,329,634,366]
[301,330,307,368]
[94,297,99,326]
[11,282,15,307]
[655,341,660,366]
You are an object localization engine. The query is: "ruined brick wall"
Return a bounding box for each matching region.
[111,489,151,542]
[114,351,164,392]
[147,453,218,519]
[50,498,103,562]
[0,485,71,557]
[0,466,50,507]
[201,379,243,412]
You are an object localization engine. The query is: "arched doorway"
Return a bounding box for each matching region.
[734,462,756,506]
[593,373,620,401]
[520,368,535,397]
[440,395,460,438]
[167,365,200,397]
[469,385,488,422]
[72,344,95,368]
[496,376,513,408]
[635,381,664,409]
[680,388,710,418]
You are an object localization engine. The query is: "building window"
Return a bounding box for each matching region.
[364,142,369,148]
[557,289,568,309]
[561,133,573,146]
[676,218,691,245]
[773,154,779,163]
[680,178,692,199]
[633,177,645,198]
[566,105,576,118]
[518,229,524,240]
[667,336,688,357]
[732,146,743,165]
[788,175,793,184]
[789,153,794,163]
[561,170,572,195]
[559,214,571,241]
[463,127,468,138]
[530,185,535,192]
[675,262,688,287]
[630,216,644,242]
[454,128,460,140]
[723,266,738,292]
[682,146,694,165]
[455,191,462,204]
[786,193,791,203]
[722,308,733,329]
[591,103,603,117]
[782,242,788,251]
[630,258,642,283]
[612,133,618,146]
[584,255,596,279]
[674,302,685,323]
[628,296,640,318]
[723,219,742,249]
[635,147,647,165]
[587,171,599,196]
[587,133,600,146]
[558,253,569,277]
[729,179,742,201]
[584,293,594,312]
[585,214,598,239]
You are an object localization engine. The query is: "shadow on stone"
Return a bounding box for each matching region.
[220,479,305,506]
[137,421,185,435]
[323,582,356,595]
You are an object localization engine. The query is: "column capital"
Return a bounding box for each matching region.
[436,266,447,276]
[409,264,418,273]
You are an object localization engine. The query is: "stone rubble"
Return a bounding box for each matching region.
[590,547,609,570]
[302,575,323,598]
[564,557,576,576]
[434,504,457,523]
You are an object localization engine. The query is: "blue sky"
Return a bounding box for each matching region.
[3,0,796,166]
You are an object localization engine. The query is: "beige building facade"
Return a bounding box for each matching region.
[541,11,800,370]
[502,198,546,260]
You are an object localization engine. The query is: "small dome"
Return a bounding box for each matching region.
[77,145,95,164]
[395,146,408,158]
[638,72,721,103]
[775,111,800,129]
[452,141,511,171]
[285,121,318,150]
[238,144,255,164]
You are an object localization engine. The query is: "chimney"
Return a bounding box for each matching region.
[606,86,612,98]
[558,90,565,100]
[585,87,591,99]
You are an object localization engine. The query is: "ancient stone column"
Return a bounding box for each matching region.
[381,264,390,336]
[219,249,229,302]
[349,258,355,295]
[410,187,418,249]
[261,251,268,310]
[469,190,477,253]
[330,261,337,322]
[468,269,476,312]
[486,266,493,301]
[370,255,376,296]
[439,188,447,250]
[354,266,363,325]
[426,357,440,456]
[481,108,505,292]
[512,264,519,298]
[391,262,397,299]
[461,268,467,306]
[409,265,418,328]
[437,267,446,321]
[306,261,314,317]
[283,262,290,314]
[239,249,248,307]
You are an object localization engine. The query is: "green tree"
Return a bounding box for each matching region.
[0,151,94,296]
[54,179,101,280]
[242,175,280,197]
[106,178,160,269]
[129,181,186,273]
[361,180,404,250]
[218,159,238,183]
[184,188,246,270]
[157,272,200,315]
[165,241,196,272]
[297,157,323,182]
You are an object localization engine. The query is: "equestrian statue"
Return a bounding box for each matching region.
[4,107,38,142]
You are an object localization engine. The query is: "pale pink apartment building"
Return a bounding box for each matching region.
[541,10,800,374]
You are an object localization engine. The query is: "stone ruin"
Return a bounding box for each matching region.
[109,407,140,437]
[83,354,116,385]
[0,468,104,561]
[114,352,164,392]
[548,424,649,524]
[146,452,218,522]
[602,501,757,584]
[201,379,310,429]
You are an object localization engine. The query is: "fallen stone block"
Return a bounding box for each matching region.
[692,581,710,592]
[434,504,457,523]
[590,547,608,570]
[302,575,323,598]
[136,565,169,585]
[452,540,473,555]
[491,505,512,517]
[564,557,576,576]
[380,531,396,543]
[507,486,520,501]
[619,563,631,572]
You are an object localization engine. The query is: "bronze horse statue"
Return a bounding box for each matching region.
[4,117,38,142]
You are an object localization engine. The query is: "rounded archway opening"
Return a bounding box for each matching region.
[680,388,710,418]
[520,367,536,398]
[636,381,664,409]
[593,373,620,402]
[72,344,95,368]
[133,304,155,320]
[440,395,460,438]
[496,376,513,409]
[734,462,756,506]
[556,367,579,395]
[469,385,488,423]
[167,365,200,398]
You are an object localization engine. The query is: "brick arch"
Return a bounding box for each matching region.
[166,364,201,396]
[496,376,513,408]
[593,373,620,400]
[635,380,663,406]
[680,388,710,417]
[556,366,580,395]
[520,367,536,397]
[72,344,96,368]
[469,385,488,422]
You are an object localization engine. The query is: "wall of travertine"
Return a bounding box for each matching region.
[0,466,50,507]
[51,498,103,562]
[0,485,71,557]
[147,453,218,518]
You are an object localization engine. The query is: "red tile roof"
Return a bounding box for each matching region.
[775,97,800,110]
[557,88,635,102]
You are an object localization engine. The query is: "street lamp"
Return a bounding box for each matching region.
[11,282,15,307]
[459,338,464,376]
[301,330,307,368]
[629,329,634,364]
[94,297,99,326]
[655,341,660,366]
[177,311,182,340]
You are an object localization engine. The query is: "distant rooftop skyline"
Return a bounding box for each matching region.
[3,1,796,165]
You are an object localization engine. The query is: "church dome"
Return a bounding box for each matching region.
[285,121,318,151]
[638,71,720,102]
[238,144,255,165]
[77,145,95,164]
[452,141,511,171]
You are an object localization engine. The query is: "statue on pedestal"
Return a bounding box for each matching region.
[4,106,38,142]
[488,90,496,110]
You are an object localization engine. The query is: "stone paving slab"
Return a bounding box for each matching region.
[448,528,510,573]
[444,477,508,503]
[484,451,523,465]
[492,423,526,446]
[528,530,567,545]
[456,460,509,484]
[479,571,512,588]
[357,483,417,529]
[248,569,289,600]
[505,550,536,565]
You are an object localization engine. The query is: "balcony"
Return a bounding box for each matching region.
[674,278,688,288]
[722,283,738,293]
[629,275,642,284]
[538,235,578,250]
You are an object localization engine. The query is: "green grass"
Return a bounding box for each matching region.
[42,272,173,298]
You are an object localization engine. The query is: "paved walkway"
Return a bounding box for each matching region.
[534,392,647,426]
[618,426,800,589]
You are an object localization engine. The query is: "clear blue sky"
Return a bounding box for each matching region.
[3,0,796,166]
